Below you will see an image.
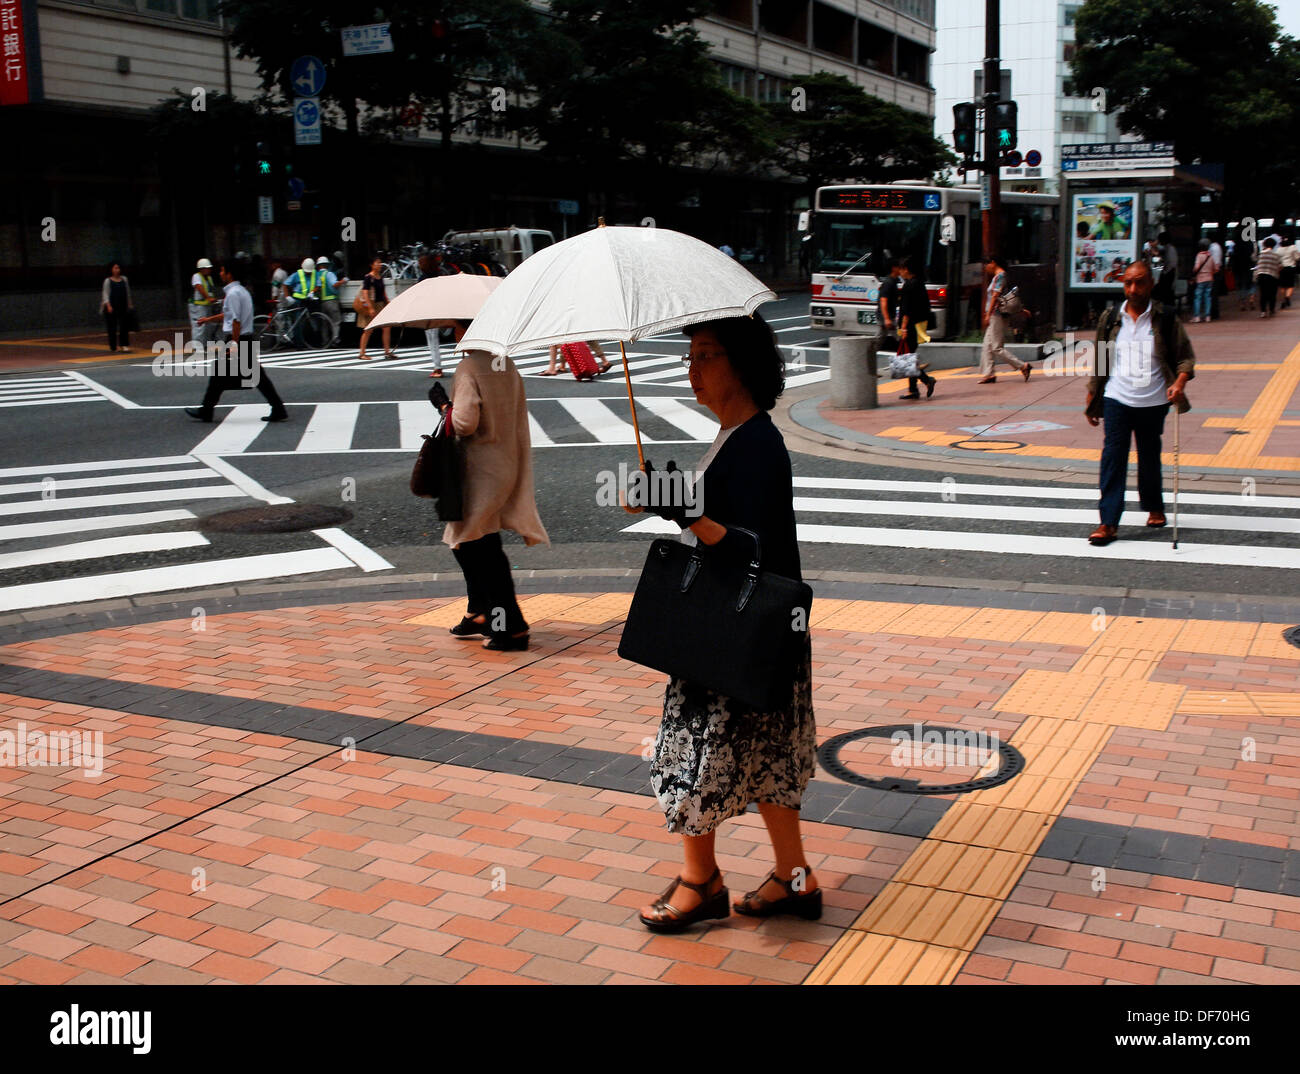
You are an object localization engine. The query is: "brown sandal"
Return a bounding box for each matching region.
[639,869,728,933]
[733,868,822,919]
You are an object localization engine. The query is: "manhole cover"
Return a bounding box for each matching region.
[1284,626,1300,650]
[196,504,352,534]
[817,723,1025,794]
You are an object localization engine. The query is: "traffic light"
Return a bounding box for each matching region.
[256,143,271,177]
[993,101,1018,151]
[953,102,977,158]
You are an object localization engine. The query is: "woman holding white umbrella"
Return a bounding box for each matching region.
[625,312,820,933]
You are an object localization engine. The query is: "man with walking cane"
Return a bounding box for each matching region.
[1084,260,1195,546]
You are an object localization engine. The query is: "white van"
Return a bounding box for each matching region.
[441,226,555,271]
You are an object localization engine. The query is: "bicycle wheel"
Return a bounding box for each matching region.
[257,315,281,353]
[301,312,333,351]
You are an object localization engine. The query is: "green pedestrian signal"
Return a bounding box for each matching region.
[993,101,1018,152]
[259,160,271,175]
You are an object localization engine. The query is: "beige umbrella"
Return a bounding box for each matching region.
[366,274,503,331]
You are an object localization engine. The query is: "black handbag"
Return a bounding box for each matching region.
[409,410,464,521]
[618,527,812,711]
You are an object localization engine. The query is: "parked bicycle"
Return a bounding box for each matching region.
[255,299,334,352]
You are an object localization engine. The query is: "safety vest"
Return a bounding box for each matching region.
[292,269,317,299]
[319,272,335,300]
[193,273,216,305]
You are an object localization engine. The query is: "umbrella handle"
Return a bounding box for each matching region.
[619,340,645,470]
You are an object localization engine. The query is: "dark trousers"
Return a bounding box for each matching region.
[1258,274,1278,315]
[198,335,286,417]
[900,325,935,395]
[451,532,528,636]
[1210,271,1222,319]
[1099,398,1169,527]
[104,310,129,350]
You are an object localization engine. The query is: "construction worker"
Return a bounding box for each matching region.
[315,255,345,347]
[283,257,318,346]
[190,258,219,345]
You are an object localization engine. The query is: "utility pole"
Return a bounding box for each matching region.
[982,0,1001,257]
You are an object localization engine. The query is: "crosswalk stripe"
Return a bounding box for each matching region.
[0,531,209,571]
[636,397,720,441]
[398,401,436,451]
[0,509,195,542]
[528,412,555,447]
[0,384,100,396]
[0,375,69,384]
[0,468,216,498]
[191,404,273,455]
[297,402,360,452]
[556,399,649,444]
[0,548,352,614]
[0,455,198,479]
[791,476,1300,511]
[3,485,244,517]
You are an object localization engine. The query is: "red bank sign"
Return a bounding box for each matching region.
[1,0,33,105]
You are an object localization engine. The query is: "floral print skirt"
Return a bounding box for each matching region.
[650,635,816,836]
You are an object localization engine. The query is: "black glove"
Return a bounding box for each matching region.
[637,458,691,527]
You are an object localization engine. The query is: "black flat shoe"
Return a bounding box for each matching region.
[262,411,290,422]
[898,392,921,400]
[733,869,822,920]
[184,407,214,422]
[640,869,729,933]
[449,615,487,638]
[483,632,529,652]
[925,379,936,398]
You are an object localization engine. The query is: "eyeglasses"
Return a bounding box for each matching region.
[682,350,724,367]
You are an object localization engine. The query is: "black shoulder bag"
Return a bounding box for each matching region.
[618,527,813,711]
[409,397,464,521]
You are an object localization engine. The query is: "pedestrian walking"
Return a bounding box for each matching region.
[877,258,903,346]
[185,261,289,424]
[424,319,471,378]
[100,263,134,352]
[432,350,548,651]
[1253,238,1282,318]
[1232,238,1256,310]
[895,257,937,399]
[1190,239,1215,322]
[1085,260,1194,546]
[1207,232,1224,320]
[624,313,819,933]
[189,258,219,346]
[1277,235,1297,309]
[357,258,396,360]
[538,340,611,377]
[314,255,344,345]
[269,259,288,303]
[978,254,1031,384]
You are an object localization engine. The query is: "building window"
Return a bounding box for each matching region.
[1063,43,1077,62]
[93,0,219,22]
[1061,113,1093,133]
[1064,5,1081,26]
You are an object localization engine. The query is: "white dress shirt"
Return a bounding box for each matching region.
[1105,303,1167,408]
[220,281,254,337]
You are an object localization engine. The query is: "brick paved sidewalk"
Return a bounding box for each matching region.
[796,307,1300,476]
[1,587,1297,985]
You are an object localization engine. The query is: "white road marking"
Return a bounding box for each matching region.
[63,370,142,409]
[297,402,360,452]
[313,528,394,573]
[0,468,215,498]
[0,456,199,479]
[636,397,721,441]
[191,404,272,455]
[556,399,650,444]
[528,413,555,447]
[398,400,436,451]
[0,509,195,542]
[199,455,293,506]
[0,530,209,570]
[3,485,244,517]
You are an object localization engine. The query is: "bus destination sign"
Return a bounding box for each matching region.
[817,188,942,212]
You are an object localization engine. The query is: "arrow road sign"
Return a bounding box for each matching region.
[290,56,326,98]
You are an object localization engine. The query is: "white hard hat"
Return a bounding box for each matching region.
[315,255,330,265]
[196,257,213,269]
[301,258,316,271]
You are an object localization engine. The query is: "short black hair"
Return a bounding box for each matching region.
[983,252,1001,266]
[897,255,912,273]
[219,261,243,282]
[1264,237,1277,249]
[683,311,784,412]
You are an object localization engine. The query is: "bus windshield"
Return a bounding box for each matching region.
[813,214,937,278]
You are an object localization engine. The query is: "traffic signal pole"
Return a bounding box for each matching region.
[982,0,1001,257]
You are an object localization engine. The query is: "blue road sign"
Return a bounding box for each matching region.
[288,176,305,199]
[290,56,326,98]
[1025,149,1042,167]
[924,193,940,210]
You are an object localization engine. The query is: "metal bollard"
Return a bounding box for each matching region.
[828,334,879,409]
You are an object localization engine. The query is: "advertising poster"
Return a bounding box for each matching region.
[1070,192,1138,289]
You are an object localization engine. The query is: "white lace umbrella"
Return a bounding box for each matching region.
[459,224,776,464]
[366,273,502,331]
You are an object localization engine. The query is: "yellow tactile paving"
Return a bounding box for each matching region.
[851,883,1003,951]
[547,593,633,624]
[926,802,1056,855]
[1251,694,1299,717]
[816,600,911,634]
[1032,611,1103,649]
[894,842,1030,901]
[1090,615,1184,653]
[403,599,469,627]
[996,669,1103,720]
[1170,619,1257,658]
[878,425,925,438]
[1250,624,1300,662]
[952,608,1046,643]
[887,603,984,639]
[1013,714,1112,752]
[1211,342,1300,467]
[1078,677,1184,729]
[1177,690,1266,716]
[514,593,594,619]
[807,598,852,627]
[1072,652,1160,679]
[804,933,964,985]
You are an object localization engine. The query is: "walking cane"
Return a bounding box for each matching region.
[1172,405,1180,550]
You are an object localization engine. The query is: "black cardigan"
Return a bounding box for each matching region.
[695,411,802,582]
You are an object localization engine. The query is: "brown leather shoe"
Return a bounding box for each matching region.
[977,376,997,384]
[1146,513,1167,528]
[1088,524,1119,546]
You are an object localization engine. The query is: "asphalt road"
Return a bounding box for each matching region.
[2,296,1298,612]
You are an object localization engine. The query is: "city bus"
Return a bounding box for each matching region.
[804,182,1060,339]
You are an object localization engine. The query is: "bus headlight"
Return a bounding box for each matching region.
[810,306,835,317]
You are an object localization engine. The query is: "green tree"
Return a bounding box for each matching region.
[1071,0,1300,213]
[764,72,956,195]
